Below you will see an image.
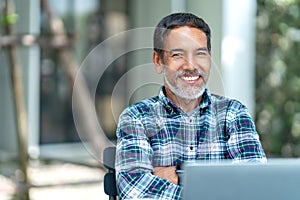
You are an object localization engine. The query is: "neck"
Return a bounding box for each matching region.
[165,87,202,113]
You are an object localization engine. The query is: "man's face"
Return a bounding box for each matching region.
[154,26,211,100]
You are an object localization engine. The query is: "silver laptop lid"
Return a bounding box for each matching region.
[182,159,300,200]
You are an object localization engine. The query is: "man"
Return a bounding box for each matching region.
[115,12,266,199]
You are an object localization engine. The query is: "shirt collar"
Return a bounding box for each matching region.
[158,86,212,113]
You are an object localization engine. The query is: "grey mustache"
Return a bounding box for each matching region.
[178,70,206,78]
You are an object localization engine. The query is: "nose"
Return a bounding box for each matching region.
[183,54,196,71]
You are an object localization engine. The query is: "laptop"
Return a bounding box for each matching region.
[182,159,300,200]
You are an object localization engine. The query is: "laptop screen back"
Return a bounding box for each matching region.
[182,159,300,200]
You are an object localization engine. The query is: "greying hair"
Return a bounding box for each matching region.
[153,13,211,60]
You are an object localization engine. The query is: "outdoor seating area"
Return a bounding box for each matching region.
[1,0,300,199]
[0,160,106,200]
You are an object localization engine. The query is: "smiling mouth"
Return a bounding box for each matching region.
[176,70,206,84]
[181,75,200,81]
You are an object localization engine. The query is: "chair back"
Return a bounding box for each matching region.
[103,146,118,199]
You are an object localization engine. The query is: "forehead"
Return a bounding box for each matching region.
[164,26,207,50]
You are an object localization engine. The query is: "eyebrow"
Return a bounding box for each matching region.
[169,48,184,52]
[169,47,209,52]
[196,47,209,51]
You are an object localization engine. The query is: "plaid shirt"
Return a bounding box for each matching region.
[115,87,266,200]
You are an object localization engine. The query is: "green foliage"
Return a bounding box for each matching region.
[1,13,18,25]
[256,0,300,157]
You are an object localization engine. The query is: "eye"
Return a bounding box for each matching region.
[171,52,184,58]
[196,51,208,56]
[196,51,209,58]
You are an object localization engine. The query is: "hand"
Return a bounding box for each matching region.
[153,166,178,185]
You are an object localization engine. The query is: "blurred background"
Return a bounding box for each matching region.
[0,0,300,199]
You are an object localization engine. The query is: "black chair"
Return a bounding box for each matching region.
[103,146,118,200]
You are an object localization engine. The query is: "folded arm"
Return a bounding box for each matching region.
[115,113,182,199]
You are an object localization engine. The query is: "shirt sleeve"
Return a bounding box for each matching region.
[225,100,267,163]
[115,110,182,200]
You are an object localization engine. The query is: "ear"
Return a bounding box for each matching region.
[152,51,164,74]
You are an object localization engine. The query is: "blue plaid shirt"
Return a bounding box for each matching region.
[115,87,266,199]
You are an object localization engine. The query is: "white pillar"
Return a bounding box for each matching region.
[16,0,41,158]
[222,0,257,116]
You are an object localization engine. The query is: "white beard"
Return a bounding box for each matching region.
[163,69,207,100]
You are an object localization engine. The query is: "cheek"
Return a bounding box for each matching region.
[196,59,211,72]
[164,69,180,83]
[165,69,177,79]
[164,57,185,69]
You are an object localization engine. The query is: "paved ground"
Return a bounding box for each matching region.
[0,161,107,200]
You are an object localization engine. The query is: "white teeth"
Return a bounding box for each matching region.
[182,76,199,81]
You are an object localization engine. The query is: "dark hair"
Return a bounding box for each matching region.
[153,13,211,60]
